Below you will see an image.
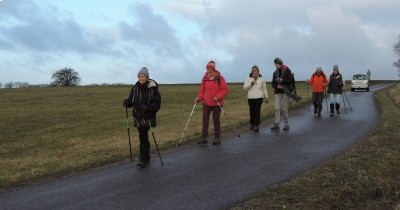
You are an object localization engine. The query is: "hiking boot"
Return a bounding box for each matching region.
[137,160,147,168]
[212,137,221,145]
[254,126,259,132]
[283,125,290,131]
[335,103,340,114]
[197,138,208,144]
[250,125,254,130]
[330,112,334,117]
[317,112,321,117]
[270,123,279,131]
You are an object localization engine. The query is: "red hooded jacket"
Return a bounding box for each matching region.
[308,71,328,93]
[197,70,228,106]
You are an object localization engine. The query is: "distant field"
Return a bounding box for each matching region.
[0,82,312,189]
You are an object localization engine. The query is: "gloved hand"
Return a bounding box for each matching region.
[339,82,344,87]
[140,104,149,112]
[123,99,132,108]
[265,98,269,104]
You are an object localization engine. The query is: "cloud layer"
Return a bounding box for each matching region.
[0,0,399,85]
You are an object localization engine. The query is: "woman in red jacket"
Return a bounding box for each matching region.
[307,67,328,117]
[195,60,228,145]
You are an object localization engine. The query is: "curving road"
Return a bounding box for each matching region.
[0,84,391,210]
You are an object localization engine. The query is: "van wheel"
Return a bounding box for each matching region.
[351,88,354,92]
[366,88,369,92]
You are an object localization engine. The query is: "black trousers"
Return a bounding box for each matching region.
[312,92,324,114]
[137,126,150,162]
[248,98,264,126]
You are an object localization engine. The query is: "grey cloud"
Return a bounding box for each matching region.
[0,1,120,56]
[119,3,182,57]
[170,0,399,81]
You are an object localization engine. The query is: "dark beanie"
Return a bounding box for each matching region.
[333,65,339,70]
[274,57,283,65]
[138,67,149,78]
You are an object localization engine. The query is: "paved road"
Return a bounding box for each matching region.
[0,84,391,210]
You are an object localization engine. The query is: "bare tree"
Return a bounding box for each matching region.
[51,67,81,86]
[4,82,13,88]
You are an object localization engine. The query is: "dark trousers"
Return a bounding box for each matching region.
[312,92,324,114]
[248,98,263,126]
[202,104,221,139]
[137,126,150,162]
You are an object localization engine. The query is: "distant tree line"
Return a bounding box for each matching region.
[394,34,400,80]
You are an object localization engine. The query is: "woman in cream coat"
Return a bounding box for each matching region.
[243,65,269,132]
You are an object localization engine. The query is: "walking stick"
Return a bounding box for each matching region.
[341,90,348,114]
[306,81,311,113]
[148,121,164,166]
[342,90,353,111]
[216,101,226,114]
[125,108,133,162]
[179,103,197,144]
[324,89,329,115]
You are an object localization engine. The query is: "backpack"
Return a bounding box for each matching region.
[286,72,296,92]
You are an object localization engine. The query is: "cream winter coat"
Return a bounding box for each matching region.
[243,76,269,99]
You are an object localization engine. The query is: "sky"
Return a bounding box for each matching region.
[0,0,399,85]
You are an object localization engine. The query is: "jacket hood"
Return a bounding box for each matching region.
[202,70,221,80]
[135,79,158,88]
[313,70,326,77]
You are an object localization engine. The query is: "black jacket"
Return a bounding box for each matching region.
[327,73,343,94]
[272,65,295,94]
[126,79,161,127]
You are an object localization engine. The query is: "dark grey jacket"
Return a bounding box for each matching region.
[327,73,343,94]
[126,79,161,127]
[272,65,295,94]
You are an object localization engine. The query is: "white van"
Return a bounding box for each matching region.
[351,74,369,92]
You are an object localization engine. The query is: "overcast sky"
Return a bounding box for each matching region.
[1,0,399,85]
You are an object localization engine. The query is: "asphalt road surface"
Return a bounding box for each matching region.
[0,84,391,210]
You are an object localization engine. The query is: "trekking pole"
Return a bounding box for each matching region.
[342,90,353,111]
[306,81,311,113]
[324,89,329,115]
[125,107,133,162]
[217,101,239,137]
[216,101,226,114]
[178,103,197,144]
[148,121,164,166]
[341,88,348,114]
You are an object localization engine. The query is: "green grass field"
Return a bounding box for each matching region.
[1,82,399,209]
[0,82,309,190]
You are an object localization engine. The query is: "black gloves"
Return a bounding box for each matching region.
[123,99,132,108]
[339,82,344,87]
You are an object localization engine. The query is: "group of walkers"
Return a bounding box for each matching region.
[122,58,345,167]
[306,65,344,117]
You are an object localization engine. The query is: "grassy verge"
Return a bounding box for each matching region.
[232,83,400,209]
[0,82,311,190]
